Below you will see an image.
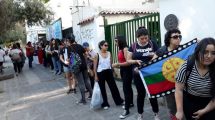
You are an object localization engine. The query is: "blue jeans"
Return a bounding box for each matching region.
[28,56,33,68]
[51,57,62,73]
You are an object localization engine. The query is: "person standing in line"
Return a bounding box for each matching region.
[9,44,22,76]
[45,41,54,70]
[82,42,97,89]
[94,40,124,110]
[153,29,183,120]
[127,27,160,120]
[112,35,134,119]
[37,42,44,64]
[25,42,34,68]
[16,42,26,71]
[175,38,215,120]
[70,36,92,104]
[0,47,5,73]
[59,38,76,94]
[50,38,62,75]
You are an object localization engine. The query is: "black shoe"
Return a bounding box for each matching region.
[119,110,129,119]
[72,88,76,94]
[66,89,73,94]
[122,103,134,109]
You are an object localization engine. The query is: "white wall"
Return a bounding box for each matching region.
[46,0,73,30]
[159,0,215,45]
[26,26,46,43]
[72,0,159,51]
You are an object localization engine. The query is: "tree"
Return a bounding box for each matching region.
[0,0,53,36]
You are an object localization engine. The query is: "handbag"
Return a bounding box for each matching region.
[90,82,103,109]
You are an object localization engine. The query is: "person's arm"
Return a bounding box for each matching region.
[93,54,99,81]
[112,48,131,68]
[127,51,142,65]
[175,82,185,120]
[175,62,187,120]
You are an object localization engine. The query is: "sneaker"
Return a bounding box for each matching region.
[76,100,86,105]
[55,71,58,75]
[119,110,129,119]
[154,113,160,120]
[122,104,134,109]
[57,71,62,75]
[137,113,143,120]
[87,95,92,100]
[103,106,109,110]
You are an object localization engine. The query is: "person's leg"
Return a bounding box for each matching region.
[97,71,109,107]
[51,57,58,73]
[149,98,159,113]
[74,72,86,103]
[28,56,33,68]
[82,69,92,97]
[13,62,18,74]
[164,94,177,120]
[133,72,146,114]
[17,62,21,73]
[56,60,62,74]
[105,69,123,105]
[121,67,133,111]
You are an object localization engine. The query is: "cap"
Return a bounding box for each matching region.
[82,42,89,48]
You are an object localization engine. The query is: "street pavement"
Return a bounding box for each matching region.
[0,56,170,120]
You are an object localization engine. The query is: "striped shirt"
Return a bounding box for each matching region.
[175,61,212,97]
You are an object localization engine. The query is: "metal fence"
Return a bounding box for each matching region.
[105,13,161,62]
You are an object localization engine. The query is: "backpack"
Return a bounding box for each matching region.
[69,52,82,74]
[185,55,195,91]
[12,53,21,62]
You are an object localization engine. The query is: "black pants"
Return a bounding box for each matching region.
[183,91,215,120]
[13,61,21,73]
[120,66,133,111]
[133,71,159,114]
[97,69,123,107]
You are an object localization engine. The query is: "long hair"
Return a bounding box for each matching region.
[193,37,215,99]
[115,35,127,50]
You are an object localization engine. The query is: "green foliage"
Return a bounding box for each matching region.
[16,0,53,26]
[0,0,53,43]
[0,24,26,44]
[0,0,53,35]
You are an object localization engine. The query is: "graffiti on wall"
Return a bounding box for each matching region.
[75,28,95,43]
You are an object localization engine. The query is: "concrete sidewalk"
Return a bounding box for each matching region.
[0,58,170,120]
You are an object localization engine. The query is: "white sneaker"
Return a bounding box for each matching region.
[137,113,143,120]
[103,106,109,110]
[154,113,160,120]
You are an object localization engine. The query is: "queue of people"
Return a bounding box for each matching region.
[5,26,215,120]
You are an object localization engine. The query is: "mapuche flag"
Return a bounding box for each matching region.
[139,39,197,98]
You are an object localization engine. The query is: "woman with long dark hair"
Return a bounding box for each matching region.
[94,40,124,110]
[175,37,215,120]
[112,35,134,119]
[50,38,62,75]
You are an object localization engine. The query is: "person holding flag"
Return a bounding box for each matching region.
[127,27,160,120]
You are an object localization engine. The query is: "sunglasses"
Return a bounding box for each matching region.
[103,44,108,47]
[171,35,182,39]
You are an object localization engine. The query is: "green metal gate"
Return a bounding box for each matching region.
[105,13,161,63]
